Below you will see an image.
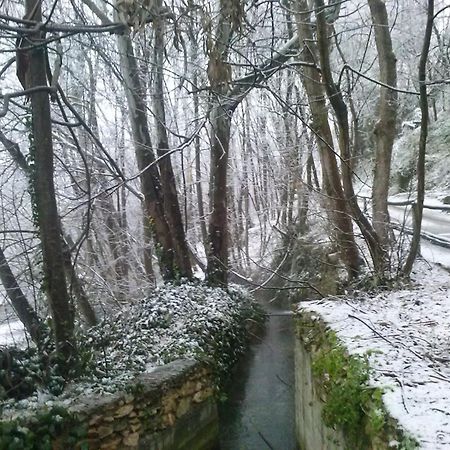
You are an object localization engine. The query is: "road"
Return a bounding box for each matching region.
[389,201,450,268]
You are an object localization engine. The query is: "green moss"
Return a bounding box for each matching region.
[399,435,419,450]
[296,315,419,450]
[311,330,386,447]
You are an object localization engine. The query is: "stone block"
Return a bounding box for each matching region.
[89,414,103,426]
[115,403,134,418]
[97,425,114,439]
[100,435,122,449]
[123,432,140,447]
[176,397,191,418]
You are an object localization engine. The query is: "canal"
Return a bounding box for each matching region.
[218,295,298,449]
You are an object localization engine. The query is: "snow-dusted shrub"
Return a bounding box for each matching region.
[0,283,262,407]
[81,282,263,387]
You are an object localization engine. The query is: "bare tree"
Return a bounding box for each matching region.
[368,0,398,249]
[294,0,361,278]
[152,3,193,278]
[0,129,97,326]
[0,246,45,345]
[22,0,77,369]
[403,0,435,276]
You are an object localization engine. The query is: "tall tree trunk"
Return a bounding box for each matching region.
[189,27,209,250]
[24,0,76,369]
[294,0,361,278]
[116,29,176,280]
[152,8,192,278]
[403,0,434,276]
[314,0,387,277]
[86,57,130,288]
[205,1,238,286]
[207,104,232,285]
[0,247,45,345]
[368,0,398,248]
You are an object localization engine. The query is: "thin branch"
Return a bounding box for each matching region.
[339,64,419,96]
[0,86,56,117]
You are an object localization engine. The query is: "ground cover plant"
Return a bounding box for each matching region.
[0,282,263,415]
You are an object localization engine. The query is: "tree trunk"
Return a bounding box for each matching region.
[0,247,45,345]
[207,104,232,285]
[152,8,192,279]
[368,0,398,248]
[205,1,237,286]
[189,28,209,250]
[24,0,76,369]
[294,0,361,278]
[61,236,97,326]
[85,57,130,288]
[0,129,97,327]
[403,0,434,276]
[116,29,176,280]
[314,0,387,277]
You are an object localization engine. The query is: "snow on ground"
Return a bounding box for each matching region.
[298,261,450,449]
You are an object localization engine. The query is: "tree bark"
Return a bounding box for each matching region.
[188,26,209,250]
[85,57,130,288]
[403,0,434,276]
[368,0,398,247]
[152,8,192,279]
[207,105,232,285]
[0,130,97,327]
[314,0,387,277]
[294,0,361,278]
[0,247,45,345]
[205,0,236,286]
[24,0,77,369]
[116,29,176,280]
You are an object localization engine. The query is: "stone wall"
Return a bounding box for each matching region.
[294,311,415,450]
[2,359,219,450]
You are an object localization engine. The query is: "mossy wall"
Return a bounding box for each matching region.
[0,359,219,450]
[294,311,417,450]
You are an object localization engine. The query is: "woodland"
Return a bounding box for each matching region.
[0,0,448,380]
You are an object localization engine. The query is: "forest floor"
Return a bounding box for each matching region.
[299,260,450,449]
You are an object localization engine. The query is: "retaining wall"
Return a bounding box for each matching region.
[1,359,219,450]
[294,310,416,450]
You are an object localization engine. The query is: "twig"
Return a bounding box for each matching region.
[395,377,409,413]
[257,430,275,450]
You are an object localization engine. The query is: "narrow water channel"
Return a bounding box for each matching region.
[218,297,297,449]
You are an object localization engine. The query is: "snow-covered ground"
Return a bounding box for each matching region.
[299,261,450,449]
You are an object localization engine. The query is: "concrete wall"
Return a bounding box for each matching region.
[295,334,346,450]
[294,312,416,450]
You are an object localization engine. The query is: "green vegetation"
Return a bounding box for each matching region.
[0,407,87,450]
[297,314,419,450]
[311,330,386,447]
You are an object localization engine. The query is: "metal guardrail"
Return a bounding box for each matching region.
[391,222,450,249]
[358,194,450,211]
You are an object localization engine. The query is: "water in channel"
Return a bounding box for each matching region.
[218,296,298,450]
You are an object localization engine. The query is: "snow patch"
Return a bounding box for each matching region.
[298,262,450,449]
